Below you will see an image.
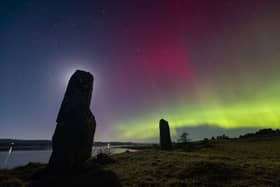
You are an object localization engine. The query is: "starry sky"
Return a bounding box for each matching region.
[0,0,280,142]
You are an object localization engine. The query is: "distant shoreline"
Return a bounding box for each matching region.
[0,139,152,151]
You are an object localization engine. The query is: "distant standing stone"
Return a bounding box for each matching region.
[48,70,96,170]
[159,119,172,150]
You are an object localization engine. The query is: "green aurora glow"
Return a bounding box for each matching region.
[114,79,280,140]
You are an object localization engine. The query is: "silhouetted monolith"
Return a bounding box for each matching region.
[48,70,96,170]
[159,119,172,150]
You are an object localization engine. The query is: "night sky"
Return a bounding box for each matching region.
[1,0,280,142]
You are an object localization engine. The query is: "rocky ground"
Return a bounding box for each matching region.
[1,137,280,187]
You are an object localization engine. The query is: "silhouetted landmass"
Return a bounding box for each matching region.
[1,136,280,186]
[0,139,51,151]
[239,128,280,139]
[1,128,280,186]
[0,139,148,151]
[94,141,142,146]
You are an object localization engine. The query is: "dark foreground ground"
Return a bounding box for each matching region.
[1,137,280,187]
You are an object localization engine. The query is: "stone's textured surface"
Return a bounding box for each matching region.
[48,70,96,170]
[159,119,172,150]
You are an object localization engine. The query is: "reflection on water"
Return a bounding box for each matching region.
[3,143,14,168]
[0,146,136,169]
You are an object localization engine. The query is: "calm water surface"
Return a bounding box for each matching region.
[0,146,135,169]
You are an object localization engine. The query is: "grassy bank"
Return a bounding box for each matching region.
[1,137,280,186]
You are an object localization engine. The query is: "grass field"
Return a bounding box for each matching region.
[1,137,280,187]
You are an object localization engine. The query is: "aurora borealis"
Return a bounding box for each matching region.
[0,0,280,141]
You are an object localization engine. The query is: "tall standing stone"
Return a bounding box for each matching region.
[48,70,96,170]
[159,119,172,150]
